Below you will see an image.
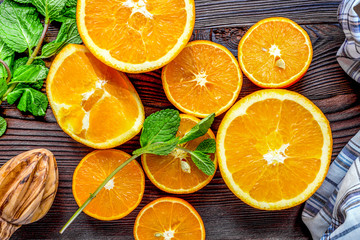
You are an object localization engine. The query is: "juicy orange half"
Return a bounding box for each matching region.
[142,114,217,194]
[217,89,332,210]
[238,17,313,88]
[72,149,145,220]
[134,197,205,240]
[162,40,243,118]
[47,44,144,149]
[77,0,195,73]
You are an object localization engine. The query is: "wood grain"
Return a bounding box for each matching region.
[1,0,360,239]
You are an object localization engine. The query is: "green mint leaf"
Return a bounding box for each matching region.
[10,64,48,84]
[133,138,179,156]
[0,77,7,99]
[53,5,75,22]
[32,0,67,20]
[65,0,77,7]
[12,0,32,3]
[179,113,215,144]
[196,139,216,153]
[140,109,180,147]
[0,116,7,137]
[0,0,43,53]
[0,38,14,59]
[39,19,82,58]
[7,87,48,116]
[11,58,46,90]
[190,150,216,176]
[13,57,45,71]
[0,54,14,82]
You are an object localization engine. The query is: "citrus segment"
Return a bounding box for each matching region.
[134,197,205,240]
[47,44,144,149]
[238,17,312,88]
[77,0,195,73]
[72,149,145,220]
[162,40,243,118]
[217,89,332,210]
[142,114,217,194]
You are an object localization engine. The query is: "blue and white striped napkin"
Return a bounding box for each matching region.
[337,0,360,83]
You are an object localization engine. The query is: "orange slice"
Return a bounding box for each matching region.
[238,17,313,88]
[47,44,144,149]
[134,197,205,240]
[217,89,332,210]
[142,114,217,194]
[162,40,243,118]
[77,0,195,73]
[72,149,145,220]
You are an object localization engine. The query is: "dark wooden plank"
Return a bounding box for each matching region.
[194,0,342,28]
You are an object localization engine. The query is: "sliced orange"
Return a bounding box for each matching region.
[142,114,217,194]
[162,40,243,118]
[134,197,205,240]
[72,149,145,220]
[77,0,195,73]
[47,44,144,149]
[238,17,313,88]
[217,89,332,210]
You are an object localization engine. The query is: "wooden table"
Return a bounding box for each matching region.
[2,0,360,239]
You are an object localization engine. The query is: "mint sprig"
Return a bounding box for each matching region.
[0,0,82,137]
[60,109,217,234]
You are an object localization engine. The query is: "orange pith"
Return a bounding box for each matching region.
[217,89,332,210]
[72,150,145,220]
[46,44,144,149]
[142,114,217,194]
[162,40,243,118]
[134,197,205,240]
[77,0,195,73]
[238,17,313,88]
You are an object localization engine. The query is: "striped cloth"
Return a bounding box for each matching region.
[302,130,360,239]
[337,0,360,83]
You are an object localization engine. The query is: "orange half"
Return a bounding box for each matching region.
[47,44,144,149]
[77,0,195,73]
[238,17,313,88]
[72,149,145,220]
[217,89,332,210]
[134,197,205,240]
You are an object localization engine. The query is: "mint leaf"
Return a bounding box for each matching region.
[13,0,32,3]
[40,19,82,58]
[13,57,45,71]
[0,0,43,53]
[65,0,77,7]
[0,78,7,99]
[196,139,216,153]
[7,87,48,116]
[32,0,67,20]
[0,116,6,137]
[0,38,14,59]
[0,54,14,82]
[11,64,48,84]
[190,150,216,176]
[53,5,75,22]
[140,109,180,147]
[179,113,215,144]
[11,58,46,90]
[134,138,179,156]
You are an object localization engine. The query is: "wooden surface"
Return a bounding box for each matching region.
[1,0,360,239]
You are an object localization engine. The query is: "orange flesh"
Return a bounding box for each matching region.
[240,20,311,85]
[135,198,204,240]
[50,50,140,143]
[73,150,144,219]
[163,42,241,116]
[224,99,322,202]
[84,0,187,63]
[142,116,216,193]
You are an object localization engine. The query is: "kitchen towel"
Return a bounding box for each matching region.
[302,130,360,239]
[337,0,360,83]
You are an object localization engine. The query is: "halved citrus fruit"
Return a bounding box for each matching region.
[77,0,195,73]
[47,44,144,149]
[142,114,217,194]
[217,89,332,210]
[72,149,145,220]
[162,40,243,118]
[134,197,205,240]
[238,17,313,88]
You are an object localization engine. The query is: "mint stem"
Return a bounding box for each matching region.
[27,18,50,65]
[59,153,141,234]
[2,18,50,102]
[0,58,11,84]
